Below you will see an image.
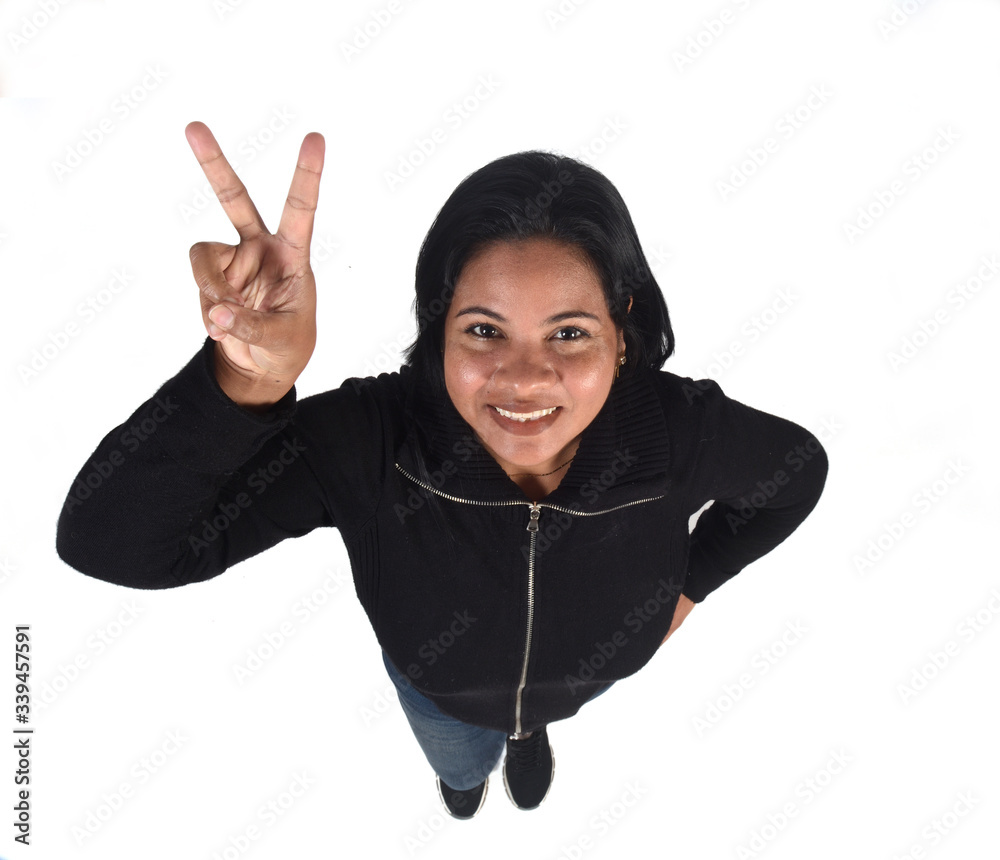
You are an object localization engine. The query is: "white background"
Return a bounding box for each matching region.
[2,0,998,857]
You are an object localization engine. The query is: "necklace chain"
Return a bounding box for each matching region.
[506,456,575,478]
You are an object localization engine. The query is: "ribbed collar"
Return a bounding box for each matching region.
[394,366,671,511]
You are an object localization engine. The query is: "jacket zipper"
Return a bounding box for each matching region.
[394,462,665,734]
[517,502,541,735]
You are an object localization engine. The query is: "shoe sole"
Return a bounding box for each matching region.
[502,744,555,811]
[436,775,488,820]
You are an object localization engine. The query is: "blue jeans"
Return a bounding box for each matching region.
[381,650,614,791]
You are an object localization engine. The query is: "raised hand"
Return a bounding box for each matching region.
[185,121,325,408]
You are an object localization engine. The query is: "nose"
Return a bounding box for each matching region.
[491,345,556,393]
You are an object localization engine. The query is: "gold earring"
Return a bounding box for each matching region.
[615,353,626,379]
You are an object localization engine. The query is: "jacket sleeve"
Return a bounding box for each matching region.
[55,336,393,590]
[680,378,829,603]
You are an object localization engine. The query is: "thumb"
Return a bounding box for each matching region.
[207,300,300,352]
[189,241,247,308]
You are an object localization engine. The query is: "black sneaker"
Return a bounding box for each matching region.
[503,727,555,810]
[436,775,488,820]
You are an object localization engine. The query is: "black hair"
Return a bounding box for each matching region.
[401,150,675,393]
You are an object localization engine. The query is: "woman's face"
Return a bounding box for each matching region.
[442,237,625,477]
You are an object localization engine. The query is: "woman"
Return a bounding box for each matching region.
[56,122,828,820]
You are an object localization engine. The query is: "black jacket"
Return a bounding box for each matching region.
[56,337,828,735]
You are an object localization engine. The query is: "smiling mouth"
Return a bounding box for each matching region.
[492,405,559,422]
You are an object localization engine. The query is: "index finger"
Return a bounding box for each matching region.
[185,121,268,241]
[276,132,325,255]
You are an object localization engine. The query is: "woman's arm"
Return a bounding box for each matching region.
[55,337,333,589]
[56,122,357,589]
[680,379,830,603]
[56,336,398,589]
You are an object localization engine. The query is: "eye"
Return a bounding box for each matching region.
[464,323,499,339]
[554,327,589,341]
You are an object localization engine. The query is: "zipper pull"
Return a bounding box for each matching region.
[526,503,541,533]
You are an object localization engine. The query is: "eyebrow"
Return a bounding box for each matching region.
[453,306,601,324]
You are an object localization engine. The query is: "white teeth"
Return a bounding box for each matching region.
[493,405,558,422]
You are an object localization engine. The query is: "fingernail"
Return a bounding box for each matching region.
[209,305,234,328]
